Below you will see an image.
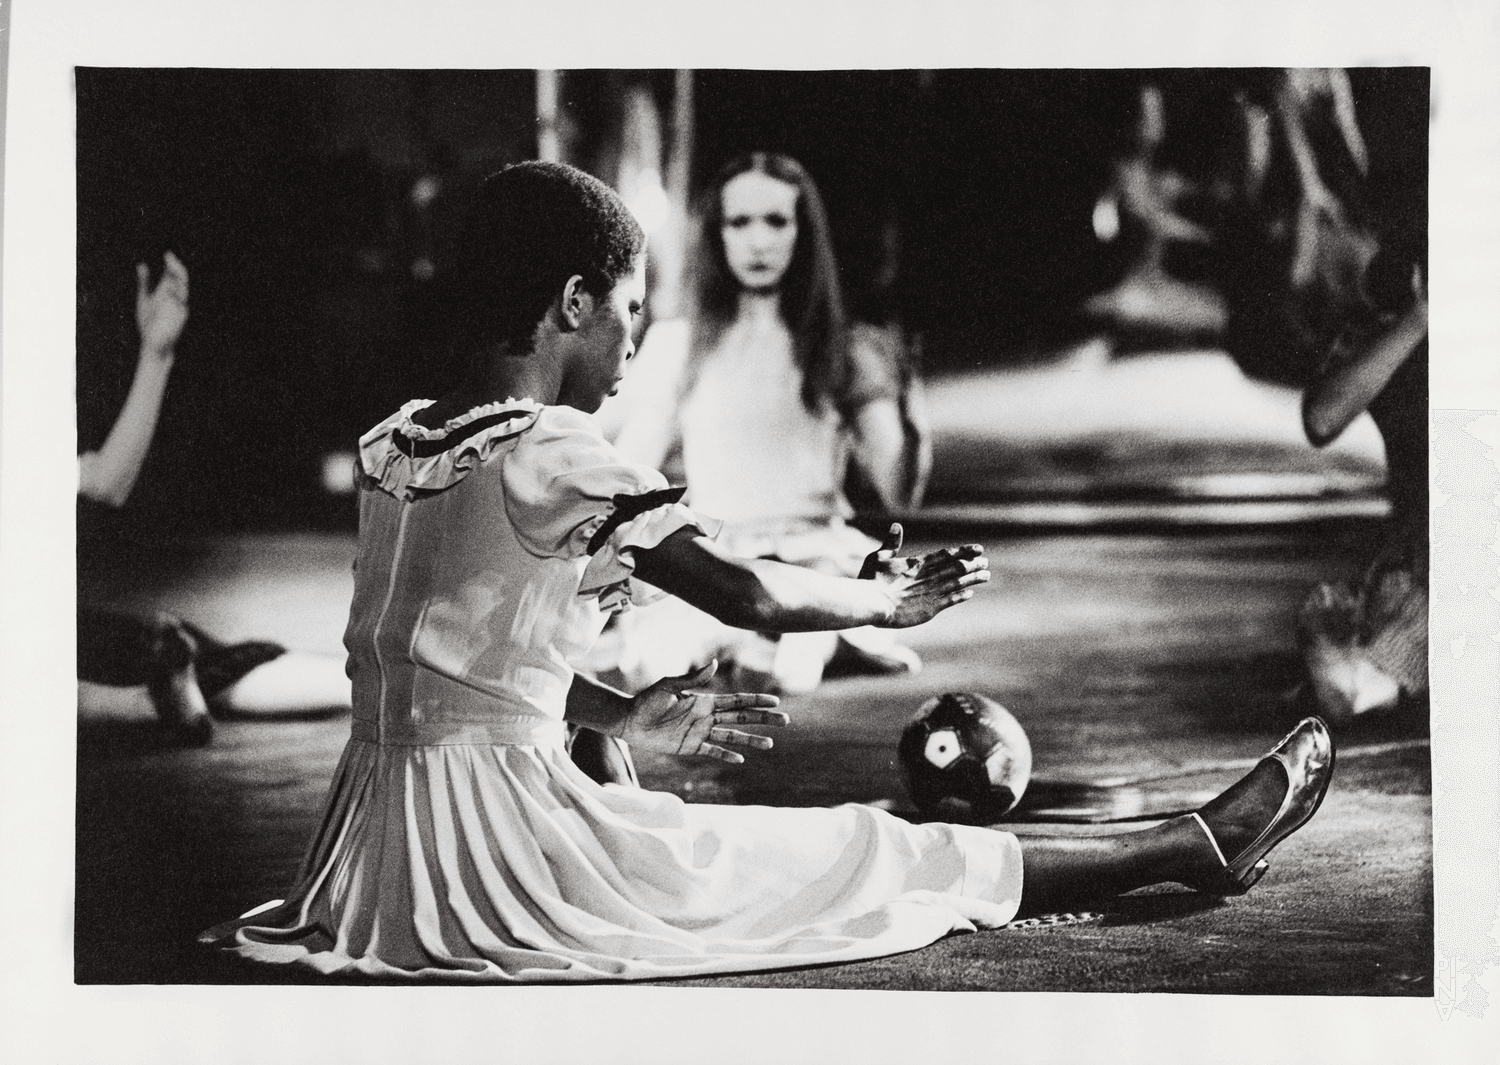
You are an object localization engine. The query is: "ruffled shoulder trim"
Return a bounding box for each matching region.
[359,398,543,501]
[580,494,722,615]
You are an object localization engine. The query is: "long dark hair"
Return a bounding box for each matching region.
[684,152,849,413]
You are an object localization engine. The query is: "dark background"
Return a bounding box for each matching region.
[75,67,1426,537]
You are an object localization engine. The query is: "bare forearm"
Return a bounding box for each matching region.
[77,347,175,507]
[733,557,895,631]
[853,399,927,512]
[1303,300,1427,447]
[565,672,633,735]
[633,532,894,633]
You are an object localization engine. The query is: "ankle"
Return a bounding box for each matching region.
[1195,758,1290,860]
[1188,812,1230,867]
[147,614,198,676]
[1159,814,1228,883]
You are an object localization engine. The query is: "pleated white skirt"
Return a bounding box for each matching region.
[201,737,1024,982]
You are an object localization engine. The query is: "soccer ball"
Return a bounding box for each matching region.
[898,693,1033,823]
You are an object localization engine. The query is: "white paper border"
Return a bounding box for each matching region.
[2,1,1497,1062]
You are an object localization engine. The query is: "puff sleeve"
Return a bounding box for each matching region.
[502,406,720,613]
[839,322,908,413]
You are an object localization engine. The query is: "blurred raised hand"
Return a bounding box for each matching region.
[79,252,191,507]
[136,251,190,361]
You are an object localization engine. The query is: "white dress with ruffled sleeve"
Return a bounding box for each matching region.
[200,400,1021,981]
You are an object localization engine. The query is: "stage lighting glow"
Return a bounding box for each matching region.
[321,451,359,495]
[1093,194,1120,242]
[411,175,441,209]
[628,168,671,235]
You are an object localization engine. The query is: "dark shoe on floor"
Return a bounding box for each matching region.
[825,636,922,679]
[178,621,288,703]
[146,616,214,746]
[1186,716,1335,895]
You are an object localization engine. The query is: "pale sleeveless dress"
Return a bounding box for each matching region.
[597,319,918,690]
[198,399,1021,981]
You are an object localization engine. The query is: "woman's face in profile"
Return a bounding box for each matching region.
[720,170,799,292]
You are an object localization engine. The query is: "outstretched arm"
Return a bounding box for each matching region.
[78,252,191,507]
[569,525,982,763]
[631,523,988,633]
[1302,296,1427,448]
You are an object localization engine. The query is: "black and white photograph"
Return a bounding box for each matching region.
[2,2,1498,1063]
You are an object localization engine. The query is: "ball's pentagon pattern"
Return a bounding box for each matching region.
[923,729,963,769]
[898,692,1032,823]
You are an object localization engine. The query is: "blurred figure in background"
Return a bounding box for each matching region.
[78,253,351,743]
[1230,73,1428,726]
[1084,82,1225,347]
[598,151,931,695]
[1213,69,1429,724]
[1079,69,1428,726]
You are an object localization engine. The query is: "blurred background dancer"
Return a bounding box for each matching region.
[600,151,931,695]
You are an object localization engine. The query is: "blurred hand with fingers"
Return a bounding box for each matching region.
[78,251,194,509]
[136,250,190,362]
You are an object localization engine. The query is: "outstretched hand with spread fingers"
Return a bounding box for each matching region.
[859,523,990,628]
[620,660,787,764]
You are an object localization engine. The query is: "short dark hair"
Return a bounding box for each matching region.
[451,161,645,360]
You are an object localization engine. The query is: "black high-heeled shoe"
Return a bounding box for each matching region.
[1187,717,1336,896]
[145,615,214,746]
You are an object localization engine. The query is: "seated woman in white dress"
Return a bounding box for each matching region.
[597,152,931,694]
[199,161,1335,982]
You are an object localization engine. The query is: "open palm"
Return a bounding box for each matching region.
[620,660,787,764]
[859,524,990,628]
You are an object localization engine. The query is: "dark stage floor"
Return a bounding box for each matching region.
[74,526,1432,993]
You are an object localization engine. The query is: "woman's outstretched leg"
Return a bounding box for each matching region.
[1013,717,1333,917]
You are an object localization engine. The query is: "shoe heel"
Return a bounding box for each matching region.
[1237,860,1269,892]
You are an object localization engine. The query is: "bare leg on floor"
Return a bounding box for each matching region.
[1014,751,1293,917]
